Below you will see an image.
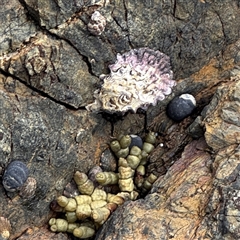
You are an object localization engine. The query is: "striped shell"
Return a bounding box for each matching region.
[2,161,29,192]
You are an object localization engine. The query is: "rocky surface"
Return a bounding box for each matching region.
[0,0,240,240]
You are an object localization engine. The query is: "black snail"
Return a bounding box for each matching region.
[166,93,196,122]
[2,160,29,192]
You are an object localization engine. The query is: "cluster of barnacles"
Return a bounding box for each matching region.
[49,132,157,239]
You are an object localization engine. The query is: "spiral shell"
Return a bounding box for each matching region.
[110,140,121,153]
[0,217,11,240]
[67,223,80,233]
[73,226,95,238]
[119,135,131,149]
[65,212,78,223]
[75,195,92,205]
[126,155,141,169]
[74,172,94,195]
[107,193,125,205]
[2,160,29,192]
[57,196,77,212]
[95,172,119,186]
[87,11,106,36]
[90,200,107,209]
[118,178,134,192]
[49,218,68,232]
[91,188,107,201]
[76,204,92,220]
[142,173,158,191]
[91,207,110,225]
[145,132,157,144]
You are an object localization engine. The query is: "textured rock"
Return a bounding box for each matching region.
[203,79,240,151]
[0,0,240,239]
[0,1,37,55]
[0,73,111,239]
[0,33,98,108]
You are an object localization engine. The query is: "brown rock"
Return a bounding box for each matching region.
[0,0,240,239]
[203,79,240,151]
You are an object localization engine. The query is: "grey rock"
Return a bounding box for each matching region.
[0,33,98,108]
[0,1,37,55]
[0,0,240,239]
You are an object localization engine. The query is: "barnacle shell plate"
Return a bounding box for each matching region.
[86,48,176,113]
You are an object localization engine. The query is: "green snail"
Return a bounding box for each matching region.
[49,132,158,239]
[74,171,95,196]
[95,172,119,186]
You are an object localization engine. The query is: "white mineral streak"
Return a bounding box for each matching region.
[86,47,176,113]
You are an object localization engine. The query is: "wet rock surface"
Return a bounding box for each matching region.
[0,0,240,239]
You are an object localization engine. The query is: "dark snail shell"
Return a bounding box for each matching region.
[129,135,143,149]
[166,94,196,122]
[2,161,29,192]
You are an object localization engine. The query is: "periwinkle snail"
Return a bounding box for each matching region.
[167,94,196,122]
[2,160,29,192]
[49,132,158,239]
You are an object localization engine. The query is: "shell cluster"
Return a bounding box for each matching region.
[86,47,176,113]
[87,11,106,35]
[49,132,157,239]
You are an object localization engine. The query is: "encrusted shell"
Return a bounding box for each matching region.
[86,47,176,113]
[2,160,29,192]
[87,11,106,35]
[0,217,11,240]
[19,177,37,199]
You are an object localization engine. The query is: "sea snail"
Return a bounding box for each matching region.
[2,160,29,192]
[49,132,158,239]
[167,94,196,121]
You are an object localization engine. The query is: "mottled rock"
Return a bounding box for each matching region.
[0,0,36,55]
[0,33,98,108]
[23,0,107,29]
[0,0,240,239]
[203,79,240,151]
[16,227,70,240]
